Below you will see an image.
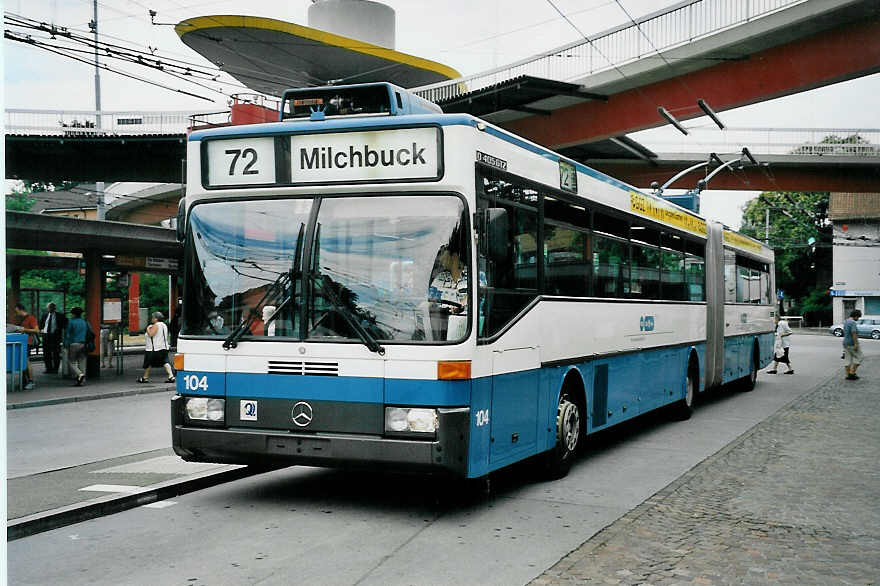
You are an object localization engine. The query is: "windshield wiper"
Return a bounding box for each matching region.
[223,270,292,350]
[308,272,386,356]
[224,223,305,350]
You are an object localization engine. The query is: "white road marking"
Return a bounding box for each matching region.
[78,484,142,493]
[142,501,177,509]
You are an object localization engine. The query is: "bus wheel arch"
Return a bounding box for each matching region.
[542,369,586,479]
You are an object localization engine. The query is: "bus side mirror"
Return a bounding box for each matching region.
[486,208,508,262]
[176,198,186,242]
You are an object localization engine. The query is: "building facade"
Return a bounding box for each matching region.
[829,193,880,322]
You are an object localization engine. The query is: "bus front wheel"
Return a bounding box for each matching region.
[542,393,581,479]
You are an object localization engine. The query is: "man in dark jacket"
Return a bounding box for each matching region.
[39,302,68,374]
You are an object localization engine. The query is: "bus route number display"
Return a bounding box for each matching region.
[559,160,577,193]
[206,137,276,186]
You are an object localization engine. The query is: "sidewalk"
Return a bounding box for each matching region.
[6,348,263,540]
[533,357,879,584]
[6,348,174,409]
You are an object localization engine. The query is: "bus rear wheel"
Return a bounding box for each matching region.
[542,393,581,479]
[740,345,759,392]
[672,370,696,421]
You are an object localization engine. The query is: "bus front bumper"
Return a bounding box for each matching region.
[171,396,470,477]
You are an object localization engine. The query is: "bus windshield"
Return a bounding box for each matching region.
[182,194,470,344]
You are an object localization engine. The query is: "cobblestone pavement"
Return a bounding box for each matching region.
[532,361,879,586]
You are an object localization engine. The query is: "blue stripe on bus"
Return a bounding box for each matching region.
[179,372,471,406]
[384,378,470,406]
[226,373,383,402]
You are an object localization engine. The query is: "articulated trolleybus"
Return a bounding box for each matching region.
[172,82,775,479]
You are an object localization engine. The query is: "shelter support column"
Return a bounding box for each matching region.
[85,250,102,378]
[168,274,179,320]
[129,273,140,331]
[8,268,21,315]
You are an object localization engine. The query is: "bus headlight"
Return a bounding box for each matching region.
[186,398,225,422]
[385,407,438,434]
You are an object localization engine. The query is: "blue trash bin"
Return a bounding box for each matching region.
[7,333,29,391]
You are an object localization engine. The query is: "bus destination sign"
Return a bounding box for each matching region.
[204,127,441,187]
[291,127,441,183]
[206,136,276,187]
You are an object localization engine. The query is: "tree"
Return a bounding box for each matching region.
[6,180,79,212]
[6,184,36,211]
[739,191,832,324]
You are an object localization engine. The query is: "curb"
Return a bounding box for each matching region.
[7,464,264,541]
[7,385,176,410]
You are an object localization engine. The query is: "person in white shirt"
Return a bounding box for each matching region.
[766,316,794,375]
[137,312,176,383]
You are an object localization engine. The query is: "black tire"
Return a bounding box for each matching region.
[672,368,696,421]
[542,392,581,479]
[741,345,759,392]
[832,328,843,337]
[872,330,880,340]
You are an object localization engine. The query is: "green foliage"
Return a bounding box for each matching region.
[6,187,36,211]
[140,273,170,317]
[6,180,78,212]
[799,286,833,326]
[738,191,832,324]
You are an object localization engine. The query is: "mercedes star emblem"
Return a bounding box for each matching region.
[291,401,313,427]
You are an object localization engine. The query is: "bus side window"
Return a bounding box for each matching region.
[723,248,737,303]
[685,239,705,302]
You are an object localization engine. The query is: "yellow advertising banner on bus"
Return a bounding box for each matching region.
[629,191,707,236]
[723,229,765,253]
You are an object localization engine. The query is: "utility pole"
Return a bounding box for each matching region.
[92,0,106,220]
[765,208,770,243]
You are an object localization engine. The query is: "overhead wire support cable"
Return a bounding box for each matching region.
[4,32,216,101]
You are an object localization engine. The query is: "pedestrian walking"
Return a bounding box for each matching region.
[138,312,175,383]
[39,302,67,374]
[8,303,40,389]
[64,307,92,386]
[100,324,116,368]
[843,309,863,380]
[766,315,794,375]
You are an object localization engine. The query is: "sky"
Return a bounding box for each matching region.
[4,0,880,229]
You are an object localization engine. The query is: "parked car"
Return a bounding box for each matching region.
[829,315,880,340]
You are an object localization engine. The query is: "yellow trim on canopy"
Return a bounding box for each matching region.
[176,15,460,81]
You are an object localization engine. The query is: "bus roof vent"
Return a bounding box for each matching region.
[280,82,443,121]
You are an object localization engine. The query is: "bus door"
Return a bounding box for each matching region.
[489,345,540,466]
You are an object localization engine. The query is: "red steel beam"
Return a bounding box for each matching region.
[591,163,880,193]
[503,19,880,149]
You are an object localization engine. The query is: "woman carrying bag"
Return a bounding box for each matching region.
[138,312,176,383]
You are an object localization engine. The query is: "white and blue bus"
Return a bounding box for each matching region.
[172,82,775,479]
